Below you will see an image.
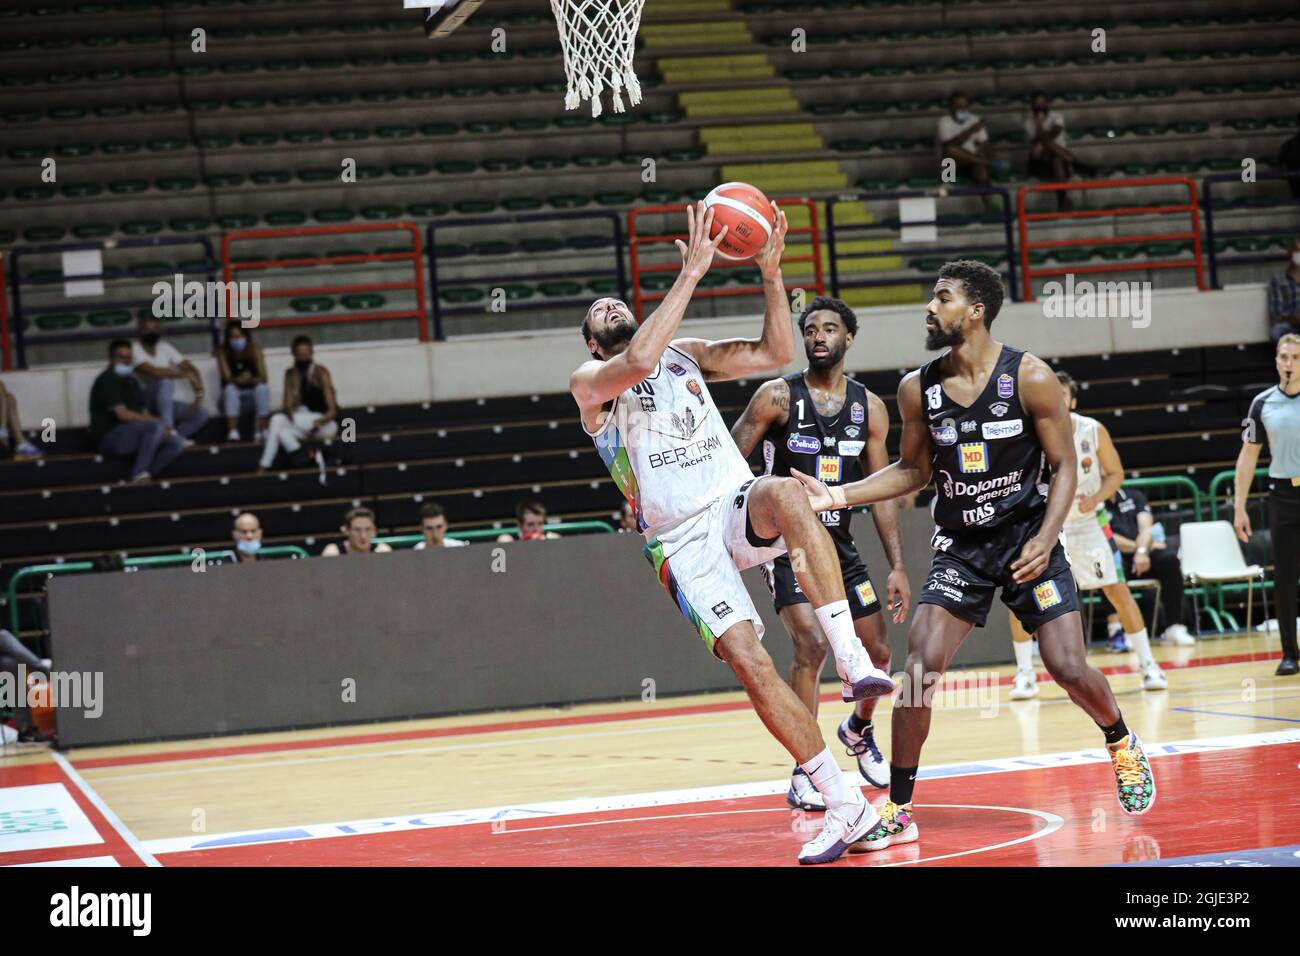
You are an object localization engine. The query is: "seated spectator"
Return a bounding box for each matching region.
[1268,238,1300,344]
[414,503,468,550]
[259,335,339,470]
[215,320,270,443]
[1023,91,1095,211]
[89,339,186,482]
[0,378,44,460]
[322,507,392,556]
[132,317,210,445]
[617,502,639,533]
[1101,487,1195,645]
[1279,112,1300,200]
[232,511,263,562]
[496,499,561,542]
[937,92,995,189]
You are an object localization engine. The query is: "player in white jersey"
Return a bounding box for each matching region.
[1007,371,1166,699]
[570,202,893,864]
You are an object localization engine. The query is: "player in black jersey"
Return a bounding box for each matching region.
[793,261,1157,851]
[732,297,910,810]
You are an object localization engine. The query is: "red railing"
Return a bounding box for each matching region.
[627,197,824,322]
[222,222,429,340]
[0,254,10,371]
[1017,177,1206,303]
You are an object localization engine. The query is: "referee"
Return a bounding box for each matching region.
[1236,333,1300,676]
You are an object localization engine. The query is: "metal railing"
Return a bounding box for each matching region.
[1207,466,1270,521]
[824,187,1018,301]
[1201,171,1300,290]
[1121,475,1203,521]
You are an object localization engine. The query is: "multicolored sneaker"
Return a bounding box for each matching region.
[1108,732,1156,815]
[849,800,918,852]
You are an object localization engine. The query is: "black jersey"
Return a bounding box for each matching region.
[919,345,1048,533]
[761,371,869,559]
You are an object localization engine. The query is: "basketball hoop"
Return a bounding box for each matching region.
[549,0,647,118]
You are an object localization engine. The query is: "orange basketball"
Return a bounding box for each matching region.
[702,181,776,261]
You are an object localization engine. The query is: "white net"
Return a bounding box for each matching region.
[549,0,647,118]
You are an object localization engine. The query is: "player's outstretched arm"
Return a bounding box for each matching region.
[730,377,789,458]
[570,202,727,410]
[672,203,794,383]
[1010,354,1077,583]
[793,371,933,511]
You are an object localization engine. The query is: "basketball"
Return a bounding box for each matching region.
[702,181,777,261]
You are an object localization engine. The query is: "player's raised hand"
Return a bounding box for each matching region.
[675,201,727,280]
[789,468,846,513]
[753,201,788,279]
[1010,535,1052,584]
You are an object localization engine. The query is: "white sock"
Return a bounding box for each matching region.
[1127,628,1153,667]
[799,746,860,810]
[1013,639,1034,672]
[814,600,862,669]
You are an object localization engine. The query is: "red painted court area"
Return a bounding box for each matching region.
[152,743,1300,867]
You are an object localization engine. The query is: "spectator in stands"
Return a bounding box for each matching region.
[259,335,339,470]
[132,316,210,445]
[215,320,270,443]
[1023,91,1095,211]
[937,92,996,190]
[1279,113,1300,200]
[496,500,561,542]
[1101,487,1194,645]
[322,507,392,556]
[617,502,638,533]
[1267,238,1300,344]
[89,339,186,482]
[0,378,44,460]
[414,502,468,550]
[232,511,263,563]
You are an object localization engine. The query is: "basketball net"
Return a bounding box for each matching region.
[549,0,646,118]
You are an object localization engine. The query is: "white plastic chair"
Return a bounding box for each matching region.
[1177,521,1270,635]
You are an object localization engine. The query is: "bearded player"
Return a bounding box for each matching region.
[570,202,894,864]
[791,260,1157,852]
[730,297,910,810]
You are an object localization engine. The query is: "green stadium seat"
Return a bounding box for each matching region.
[437,161,476,175]
[528,157,567,171]
[540,281,584,297]
[390,163,430,178]
[35,313,81,331]
[586,278,621,295]
[72,223,114,239]
[520,238,564,253]
[548,195,590,209]
[407,202,450,217]
[109,179,150,194]
[441,287,484,304]
[501,284,534,301]
[340,294,386,310]
[471,241,515,256]
[102,141,143,155]
[285,131,326,145]
[313,209,355,223]
[297,168,336,183]
[361,205,402,220]
[329,128,369,142]
[503,197,544,212]
[170,217,212,232]
[218,214,258,229]
[291,296,335,313]
[121,220,163,236]
[266,211,307,226]
[421,123,459,136]
[252,171,293,185]
[454,200,496,214]
[88,309,133,327]
[483,159,524,173]
[157,177,198,191]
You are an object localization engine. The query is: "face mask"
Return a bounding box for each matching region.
[231,338,248,352]
[113,363,133,376]
[954,111,971,123]
[141,332,160,347]
[295,359,312,373]
[236,538,261,555]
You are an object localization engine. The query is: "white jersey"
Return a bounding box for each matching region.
[584,342,755,540]
[1066,412,1104,526]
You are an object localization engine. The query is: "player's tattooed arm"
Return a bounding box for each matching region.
[730,378,788,458]
[793,371,932,511]
[1012,354,1076,582]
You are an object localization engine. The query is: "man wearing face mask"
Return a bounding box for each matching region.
[89,339,186,481]
[937,92,995,190]
[231,511,263,562]
[1023,91,1095,212]
[132,317,210,445]
[259,335,339,470]
[1267,238,1300,345]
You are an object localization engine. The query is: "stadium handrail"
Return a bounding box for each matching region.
[1207,466,1270,521]
[1120,475,1202,521]
[1201,171,1300,290]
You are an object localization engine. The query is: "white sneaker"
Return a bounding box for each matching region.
[798,794,878,864]
[1009,668,1039,700]
[1141,660,1168,691]
[227,429,242,442]
[837,645,893,702]
[1162,624,1195,646]
[837,716,888,788]
[786,769,826,812]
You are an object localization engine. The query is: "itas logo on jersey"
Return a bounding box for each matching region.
[817,455,841,483]
[1033,580,1062,611]
[962,502,996,525]
[850,402,865,424]
[931,424,958,446]
[958,442,988,473]
[981,419,1023,440]
[787,434,821,454]
[997,374,1014,399]
[666,362,687,376]
[854,580,878,608]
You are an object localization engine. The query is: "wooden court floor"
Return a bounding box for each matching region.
[3,632,1299,866]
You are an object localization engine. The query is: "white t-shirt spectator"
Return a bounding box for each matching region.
[133,340,195,402]
[936,113,989,153]
[413,539,468,550]
[1024,109,1067,148]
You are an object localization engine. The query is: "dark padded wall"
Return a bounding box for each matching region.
[49,506,1012,747]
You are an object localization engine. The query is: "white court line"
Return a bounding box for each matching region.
[51,751,161,868]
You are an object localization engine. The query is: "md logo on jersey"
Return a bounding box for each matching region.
[817,455,841,483]
[981,419,1023,440]
[787,434,821,454]
[850,402,865,424]
[997,374,1014,399]
[1033,580,1062,611]
[666,362,687,376]
[958,441,988,473]
[686,379,705,406]
[854,580,878,608]
[930,424,958,446]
